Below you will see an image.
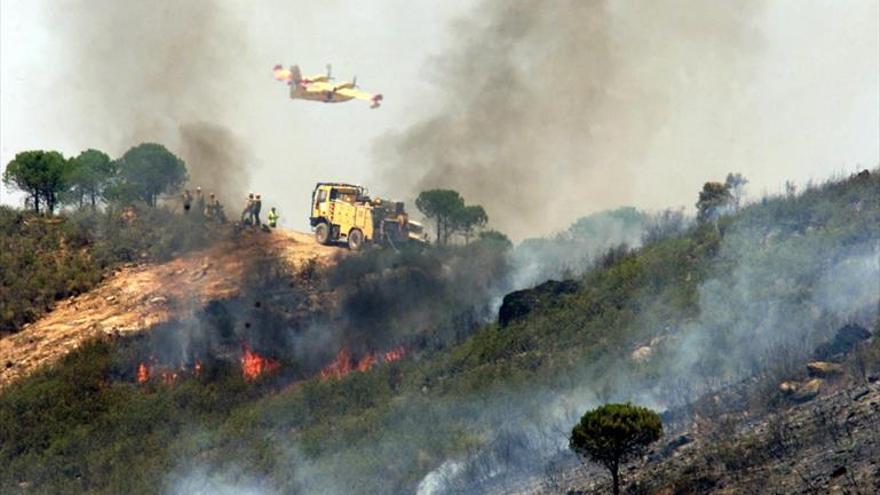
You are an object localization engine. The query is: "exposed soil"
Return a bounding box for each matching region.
[0,228,340,389]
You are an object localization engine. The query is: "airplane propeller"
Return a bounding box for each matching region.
[326,63,334,80]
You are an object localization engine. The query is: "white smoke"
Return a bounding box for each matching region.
[164,465,277,495]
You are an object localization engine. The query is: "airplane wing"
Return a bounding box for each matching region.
[335,87,384,108]
[307,80,334,91]
[305,74,330,83]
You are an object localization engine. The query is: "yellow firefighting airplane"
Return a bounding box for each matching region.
[273,64,383,109]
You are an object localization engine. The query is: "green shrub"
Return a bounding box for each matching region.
[0,204,220,334]
[570,403,663,495]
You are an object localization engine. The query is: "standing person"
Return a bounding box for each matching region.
[241,193,254,224]
[214,197,226,223]
[182,189,192,214]
[194,187,205,218]
[267,207,279,228]
[205,193,216,219]
[251,194,263,226]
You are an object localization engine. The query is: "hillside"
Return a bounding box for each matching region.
[0,171,877,494]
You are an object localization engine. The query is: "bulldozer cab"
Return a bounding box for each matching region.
[311,183,364,217]
[309,183,373,249]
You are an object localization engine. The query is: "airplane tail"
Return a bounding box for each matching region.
[370,94,383,109]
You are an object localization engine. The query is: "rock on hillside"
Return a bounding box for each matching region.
[814,323,873,360]
[498,279,580,327]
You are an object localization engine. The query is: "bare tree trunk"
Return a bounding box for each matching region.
[611,464,620,495]
[442,217,452,245]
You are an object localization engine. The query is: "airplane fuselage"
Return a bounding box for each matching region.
[290,82,356,104]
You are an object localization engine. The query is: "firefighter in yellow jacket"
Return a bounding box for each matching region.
[267,207,279,228]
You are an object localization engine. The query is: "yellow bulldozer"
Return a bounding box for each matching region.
[309,182,425,250]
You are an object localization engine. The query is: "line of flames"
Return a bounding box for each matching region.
[136,344,280,385]
[137,344,405,386]
[319,345,406,381]
[136,358,203,385]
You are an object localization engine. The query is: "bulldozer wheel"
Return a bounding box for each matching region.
[315,223,331,245]
[347,228,364,251]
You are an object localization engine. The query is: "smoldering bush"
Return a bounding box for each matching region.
[642,208,690,245]
[327,240,512,352]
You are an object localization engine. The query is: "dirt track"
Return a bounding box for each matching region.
[0,228,340,389]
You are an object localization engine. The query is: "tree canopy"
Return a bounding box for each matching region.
[475,229,511,250]
[416,189,465,245]
[66,149,115,208]
[454,204,488,244]
[570,403,663,495]
[695,181,733,223]
[416,189,492,245]
[112,143,187,207]
[2,150,71,214]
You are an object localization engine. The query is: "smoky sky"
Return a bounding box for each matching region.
[377,0,879,239]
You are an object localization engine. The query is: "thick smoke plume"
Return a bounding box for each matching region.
[378,0,766,239]
[50,0,252,206]
[179,123,252,207]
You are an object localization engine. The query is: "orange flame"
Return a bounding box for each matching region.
[136,357,203,386]
[160,370,179,385]
[320,348,354,380]
[383,346,406,363]
[137,362,150,383]
[356,354,376,372]
[240,345,280,381]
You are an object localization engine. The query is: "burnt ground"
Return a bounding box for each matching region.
[525,346,880,495]
[624,380,880,494]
